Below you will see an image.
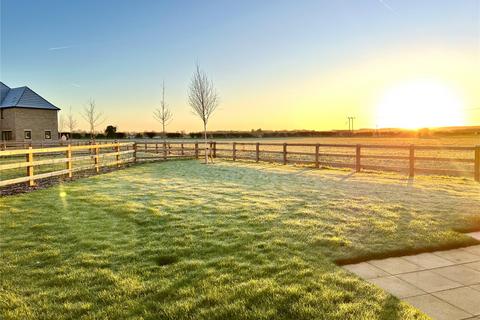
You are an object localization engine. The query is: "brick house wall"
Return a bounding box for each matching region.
[0,107,58,141]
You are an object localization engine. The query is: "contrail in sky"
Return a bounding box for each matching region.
[48,45,76,51]
[378,0,395,13]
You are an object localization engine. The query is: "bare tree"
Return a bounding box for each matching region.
[188,64,219,164]
[81,99,104,142]
[153,82,173,140]
[59,113,66,136]
[67,107,78,138]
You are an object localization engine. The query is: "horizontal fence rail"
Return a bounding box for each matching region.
[0,141,203,188]
[1,141,479,189]
[209,142,480,182]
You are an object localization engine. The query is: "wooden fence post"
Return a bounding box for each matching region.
[213,142,216,158]
[475,145,480,182]
[133,143,137,163]
[256,143,260,162]
[283,143,287,165]
[115,143,120,167]
[233,142,237,161]
[26,146,35,187]
[66,144,72,178]
[356,144,361,172]
[163,142,167,159]
[315,144,320,169]
[155,143,158,154]
[409,145,415,178]
[95,145,100,173]
[181,143,185,156]
[195,143,199,159]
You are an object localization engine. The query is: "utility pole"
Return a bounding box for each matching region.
[347,116,355,135]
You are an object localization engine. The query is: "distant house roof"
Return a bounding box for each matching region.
[0,82,60,110]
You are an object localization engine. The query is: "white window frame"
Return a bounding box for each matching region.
[44,130,52,140]
[24,129,32,140]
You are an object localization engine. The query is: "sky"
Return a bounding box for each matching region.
[1,0,479,132]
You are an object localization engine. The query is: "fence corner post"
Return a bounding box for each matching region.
[355,144,361,172]
[409,144,415,178]
[315,144,320,169]
[26,146,35,187]
[475,145,480,182]
[283,143,287,165]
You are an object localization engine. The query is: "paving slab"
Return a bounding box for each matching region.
[403,252,454,269]
[467,232,480,241]
[433,287,480,315]
[404,294,471,320]
[397,270,462,293]
[342,243,480,319]
[368,276,425,298]
[462,245,480,256]
[343,262,389,279]
[466,261,480,272]
[369,257,423,274]
[433,249,480,264]
[432,265,480,285]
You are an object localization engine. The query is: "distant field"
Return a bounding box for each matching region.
[1,160,479,319]
[208,135,480,146]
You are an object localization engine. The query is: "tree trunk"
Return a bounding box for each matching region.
[203,123,208,164]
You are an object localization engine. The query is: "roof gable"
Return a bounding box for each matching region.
[1,87,26,107]
[0,82,59,110]
[16,87,60,110]
[0,82,10,102]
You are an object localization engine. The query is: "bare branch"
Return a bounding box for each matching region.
[188,64,219,164]
[67,106,78,134]
[81,99,105,141]
[153,81,173,138]
[59,113,66,133]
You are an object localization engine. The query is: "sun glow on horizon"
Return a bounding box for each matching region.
[375,79,466,129]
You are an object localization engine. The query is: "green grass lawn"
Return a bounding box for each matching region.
[1,160,480,319]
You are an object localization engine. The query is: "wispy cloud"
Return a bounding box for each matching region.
[378,0,395,13]
[48,45,76,51]
[71,83,81,88]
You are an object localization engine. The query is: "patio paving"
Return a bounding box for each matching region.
[342,233,480,320]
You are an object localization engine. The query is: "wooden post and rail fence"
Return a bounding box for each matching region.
[0,141,479,188]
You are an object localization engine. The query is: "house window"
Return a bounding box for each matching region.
[45,130,52,139]
[24,130,32,140]
[1,131,12,141]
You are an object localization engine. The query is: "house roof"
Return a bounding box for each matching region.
[0,82,60,110]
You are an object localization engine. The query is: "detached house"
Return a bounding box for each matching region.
[0,82,60,141]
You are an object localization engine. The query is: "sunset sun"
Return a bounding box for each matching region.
[375,79,466,129]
